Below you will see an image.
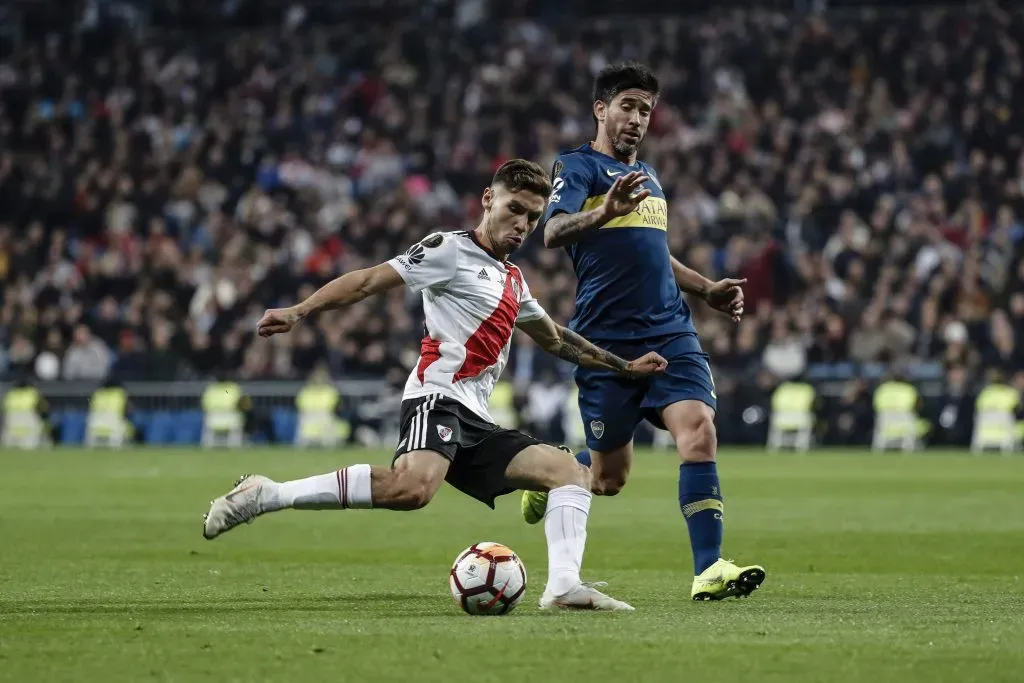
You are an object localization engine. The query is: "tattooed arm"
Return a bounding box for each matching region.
[517,315,667,378]
[546,325,632,374]
[543,171,651,248]
[543,209,609,249]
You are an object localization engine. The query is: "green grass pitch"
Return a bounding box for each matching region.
[1,448,1023,683]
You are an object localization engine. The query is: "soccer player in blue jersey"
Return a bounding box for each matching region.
[521,62,766,601]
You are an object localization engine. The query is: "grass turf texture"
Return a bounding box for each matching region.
[1,448,1022,683]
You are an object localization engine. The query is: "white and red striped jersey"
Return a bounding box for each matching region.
[387,230,547,422]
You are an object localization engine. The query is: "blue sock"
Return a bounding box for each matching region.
[678,462,723,574]
[574,449,592,468]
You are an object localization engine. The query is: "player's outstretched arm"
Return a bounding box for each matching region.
[544,171,651,248]
[669,256,747,323]
[517,315,667,378]
[256,263,404,337]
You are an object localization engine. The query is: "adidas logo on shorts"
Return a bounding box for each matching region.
[477,269,490,280]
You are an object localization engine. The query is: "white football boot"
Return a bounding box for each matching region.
[539,581,635,612]
[202,474,275,539]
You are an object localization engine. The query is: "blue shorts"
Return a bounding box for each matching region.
[574,332,717,451]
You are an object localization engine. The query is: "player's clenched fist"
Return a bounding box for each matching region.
[705,278,747,323]
[599,171,651,220]
[257,307,302,337]
[626,351,668,378]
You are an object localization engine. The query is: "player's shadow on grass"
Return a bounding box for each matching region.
[3,593,560,618]
[2,593,495,618]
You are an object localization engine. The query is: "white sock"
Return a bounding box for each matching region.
[266,465,373,511]
[543,484,592,597]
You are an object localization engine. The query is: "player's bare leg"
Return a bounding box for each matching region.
[521,441,633,522]
[202,450,449,539]
[586,442,634,495]
[505,444,634,612]
[660,399,765,600]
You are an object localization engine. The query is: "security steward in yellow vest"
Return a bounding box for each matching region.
[90,379,137,442]
[202,377,270,441]
[202,380,245,415]
[296,366,350,443]
[771,379,820,438]
[771,380,818,417]
[975,370,1022,443]
[2,376,57,442]
[873,374,929,440]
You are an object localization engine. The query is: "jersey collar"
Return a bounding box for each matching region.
[584,142,641,169]
[468,229,506,263]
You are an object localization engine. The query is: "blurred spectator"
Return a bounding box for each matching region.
[63,325,111,380]
[726,369,778,445]
[762,319,807,380]
[34,329,64,381]
[927,365,975,448]
[821,378,873,446]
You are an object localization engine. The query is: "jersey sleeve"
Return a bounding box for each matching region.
[542,154,594,224]
[515,275,547,323]
[386,232,459,293]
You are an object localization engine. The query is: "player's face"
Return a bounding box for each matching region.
[481,185,547,256]
[596,89,655,157]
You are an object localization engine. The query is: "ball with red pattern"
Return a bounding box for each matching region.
[449,542,527,615]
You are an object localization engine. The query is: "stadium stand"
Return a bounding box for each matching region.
[1,1,1022,447]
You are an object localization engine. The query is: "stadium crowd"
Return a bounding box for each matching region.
[1,1,1023,446]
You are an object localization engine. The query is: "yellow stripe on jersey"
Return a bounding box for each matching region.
[581,195,669,231]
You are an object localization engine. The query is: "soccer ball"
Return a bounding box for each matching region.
[449,542,527,615]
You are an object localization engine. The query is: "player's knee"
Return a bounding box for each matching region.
[676,414,717,463]
[589,446,631,495]
[539,449,590,491]
[593,471,627,496]
[569,461,591,490]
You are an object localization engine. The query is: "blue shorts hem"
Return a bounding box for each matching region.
[641,395,718,431]
[575,336,716,448]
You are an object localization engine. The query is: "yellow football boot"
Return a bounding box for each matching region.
[521,489,548,525]
[691,559,766,601]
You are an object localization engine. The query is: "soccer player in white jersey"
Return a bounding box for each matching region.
[202,159,667,611]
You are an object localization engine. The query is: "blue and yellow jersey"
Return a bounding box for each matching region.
[543,143,694,342]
